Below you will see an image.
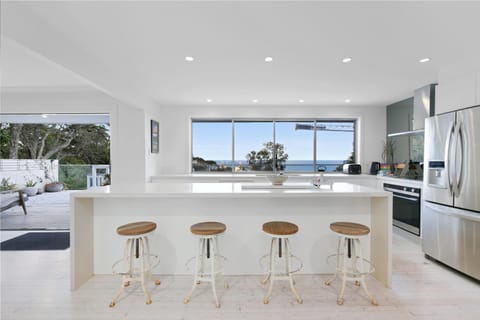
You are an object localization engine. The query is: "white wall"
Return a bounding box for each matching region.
[0,89,151,184]
[436,68,480,114]
[144,109,163,178]
[156,104,386,174]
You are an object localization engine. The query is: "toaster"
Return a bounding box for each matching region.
[343,163,362,174]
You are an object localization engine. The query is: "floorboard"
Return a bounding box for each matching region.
[1,228,479,319]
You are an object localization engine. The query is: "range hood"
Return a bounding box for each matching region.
[387,84,436,137]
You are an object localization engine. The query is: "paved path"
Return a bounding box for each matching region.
[0,191,72,230]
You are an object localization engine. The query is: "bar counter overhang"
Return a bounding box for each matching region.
[70,182,392,290]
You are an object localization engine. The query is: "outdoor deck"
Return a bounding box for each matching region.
[0,191,71,230]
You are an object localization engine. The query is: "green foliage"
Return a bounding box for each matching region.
[382,139,396,168]
[0,124,10,158]
[0,178,16,192]
[1,123,110,164]
[24,179,37,187]
[59,165,90,190]
[246,141,288,171]
[192,157,231,172]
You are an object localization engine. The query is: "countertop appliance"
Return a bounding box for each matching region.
[342,164,361,174]
[384,183,421,236]
[423,105,480,280]
[370,162,381,175]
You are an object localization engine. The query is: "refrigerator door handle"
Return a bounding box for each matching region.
[455,122,464,195]
[445,121,455,195]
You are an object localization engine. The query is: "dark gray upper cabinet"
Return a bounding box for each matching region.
[386,97,413,134]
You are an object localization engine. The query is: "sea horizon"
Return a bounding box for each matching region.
[212,159,345,172]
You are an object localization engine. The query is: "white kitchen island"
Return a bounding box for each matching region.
[70,182,392,290]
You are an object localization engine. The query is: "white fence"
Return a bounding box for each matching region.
[86,164,110,188]
[0,159,59,187]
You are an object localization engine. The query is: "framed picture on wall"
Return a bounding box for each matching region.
[151,120,159,153]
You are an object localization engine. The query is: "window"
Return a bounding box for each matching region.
[275,121,315,172]
[191,119,356,173]
[315,121,355,172]
[234,121,273,172]
[191,121,232,172]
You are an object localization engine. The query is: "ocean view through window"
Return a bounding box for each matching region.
[192,119,356,173]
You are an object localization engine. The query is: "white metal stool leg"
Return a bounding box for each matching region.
[263,236,302,304]
[325,235,342,286]
[110,232,160,308]
[263,237,276,304]
[184,234,227,308]
[262,238,275,285]
[355,238,377,305]
[326,234,377,306]
[210,237,220,308]
[285,239,303,303]
[144,236,161,286]
[184,237,203,303]
[337,237,348,305]
[215,236,229,289]
[139,238,152,304]
[109,239,132,307]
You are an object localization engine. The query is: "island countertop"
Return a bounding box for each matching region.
[71,181,392,291]
[72,182,390,199]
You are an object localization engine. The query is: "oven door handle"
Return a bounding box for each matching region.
[384,187,419,197]
[392,194,419,202]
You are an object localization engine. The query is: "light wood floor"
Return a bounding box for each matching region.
[1,228,479,320]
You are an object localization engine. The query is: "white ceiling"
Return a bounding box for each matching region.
[2,1,480,108]
[0,37,90,88]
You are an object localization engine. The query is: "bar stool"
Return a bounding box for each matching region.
[261,221,303,304]
[109,221,161,307]
[325,221,377,306]
[184,221,227,308]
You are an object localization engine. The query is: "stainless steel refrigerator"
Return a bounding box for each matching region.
[423,105,480,280]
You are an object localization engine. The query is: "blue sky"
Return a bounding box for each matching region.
[192,121,354,161]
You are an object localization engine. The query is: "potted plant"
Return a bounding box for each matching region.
[0,178,16,192]
[23,177,39,196]
[381,139,396,174]
[45,181,65,192]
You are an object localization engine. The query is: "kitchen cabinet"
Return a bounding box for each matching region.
[386,97,413,134]
[386,98,414,163]
[435,71,477,114]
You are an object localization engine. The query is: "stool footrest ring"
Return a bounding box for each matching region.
[326,254,375,275]
[185,254,227,272]
[259,253,303,274]
[112,254,160,275]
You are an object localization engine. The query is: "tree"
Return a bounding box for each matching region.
[0,123,110,164]
[246,141,288,171]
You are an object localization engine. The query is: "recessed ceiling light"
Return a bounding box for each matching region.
[252,99,258,103]
[299,99,305,103]
[264,57,273,62]
[342,57,352,63]
[41,114,48,118]
[419,57,431,63]
[345,99,351,103]
[206,99,212,103]
[185,56,194,62]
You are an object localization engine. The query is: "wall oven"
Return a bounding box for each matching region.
[384,183,421,236]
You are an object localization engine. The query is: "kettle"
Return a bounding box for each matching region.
[370,162,381,175]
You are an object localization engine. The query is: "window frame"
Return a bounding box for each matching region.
[191,118,357,174]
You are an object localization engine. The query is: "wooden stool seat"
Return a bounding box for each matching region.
[262,221,298,236]
[330,222,370,236]
[117,221,157,236]
[190,221,226,236]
